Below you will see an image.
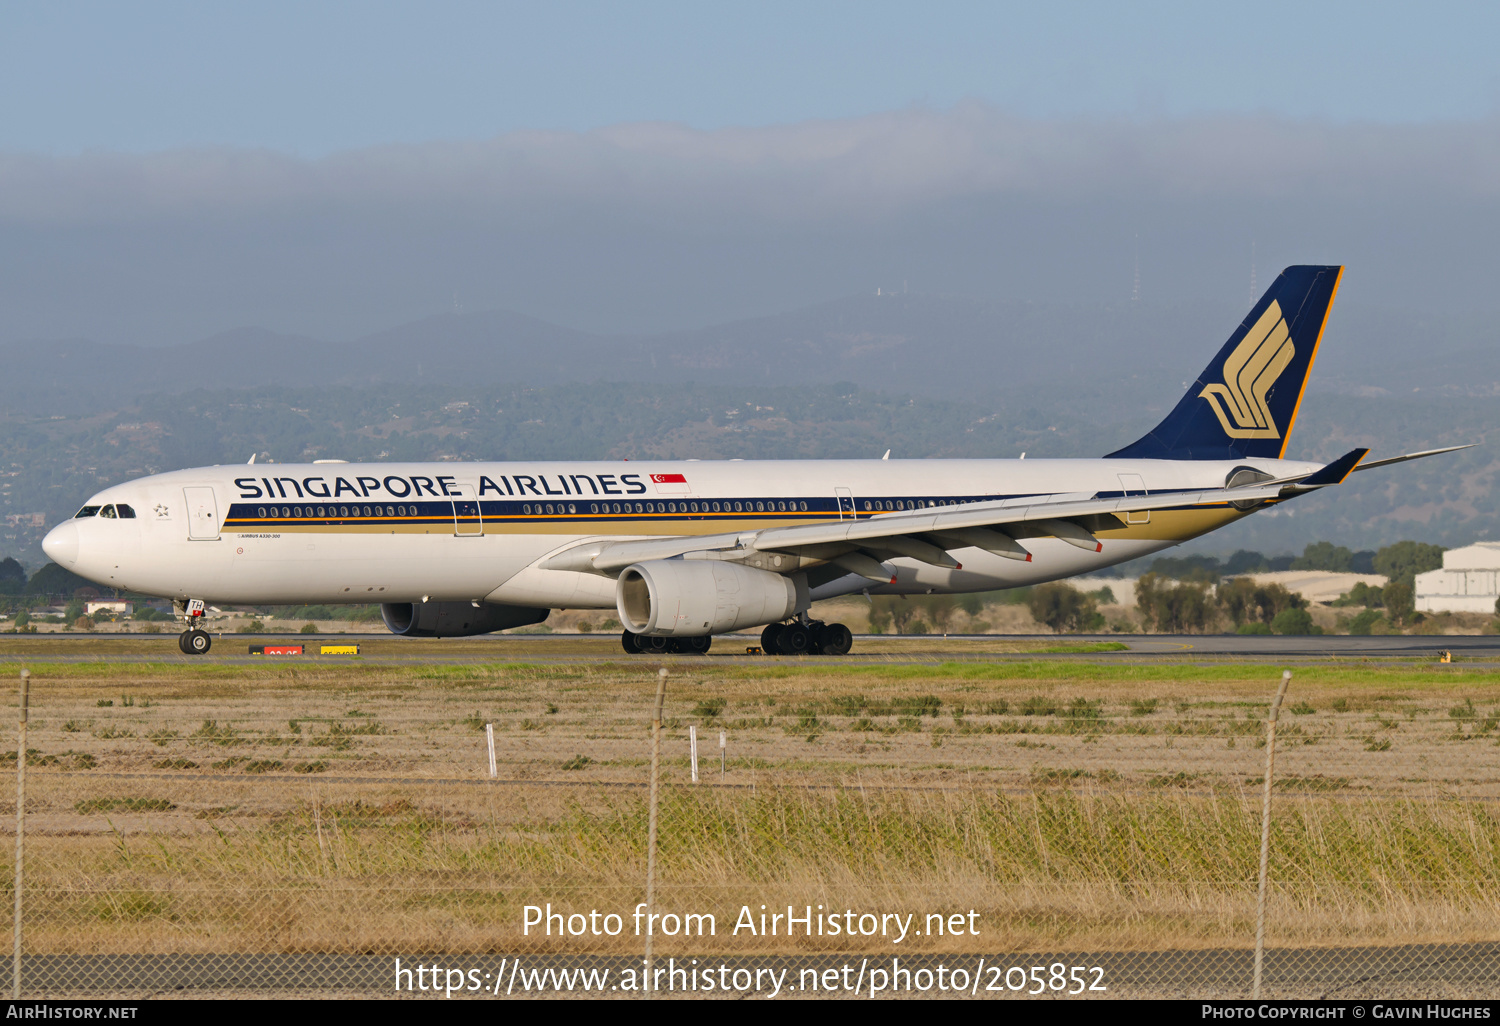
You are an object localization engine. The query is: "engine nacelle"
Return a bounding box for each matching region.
[381,601,549,638]
[617,560,805,637]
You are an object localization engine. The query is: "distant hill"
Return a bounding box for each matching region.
[0,294,1256,414]
[2,292,1495,569]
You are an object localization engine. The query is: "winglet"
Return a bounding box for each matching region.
[1296,448,1369,488]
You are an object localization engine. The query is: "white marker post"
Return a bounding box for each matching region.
[719,730,726,782]
[689,725,699,784]
[485,723,497,779]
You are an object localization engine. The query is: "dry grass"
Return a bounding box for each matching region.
[1,646,1498,955]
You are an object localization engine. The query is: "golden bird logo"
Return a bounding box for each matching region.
[1199,300,1294,439]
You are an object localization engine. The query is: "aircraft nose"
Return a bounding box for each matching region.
[42,520,79,568]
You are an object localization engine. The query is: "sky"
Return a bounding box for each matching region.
[3,1,1500,343]
[6,2,1500,153]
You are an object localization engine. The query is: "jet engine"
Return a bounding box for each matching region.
[617,559,805,637]
[381,601,549,638]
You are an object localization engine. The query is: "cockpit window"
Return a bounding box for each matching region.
[115,504,136,518]
[100,505,117,518]
[75,506,101,518]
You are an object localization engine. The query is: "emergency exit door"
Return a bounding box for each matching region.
[452,485,483,537]
[835,487,856,519]
[1118,474,1150,525]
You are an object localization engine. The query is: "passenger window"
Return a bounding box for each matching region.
[755,501,764,512]
[800,501,807,511]
[294,506,304,517]
[863,501,872,511]
[100,505,117,518]
[522,504,531,514]
[257,507,266,518]
[635,502,644,513]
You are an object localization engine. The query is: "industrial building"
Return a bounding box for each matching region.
[1415,542,1500,613]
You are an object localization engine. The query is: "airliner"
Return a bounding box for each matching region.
[42,266,1464,656]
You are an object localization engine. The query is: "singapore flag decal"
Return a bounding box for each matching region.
[650,473,691,494]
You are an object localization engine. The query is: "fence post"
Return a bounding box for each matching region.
[643,667,667,991]
[689,725,699,784]
[485,723,497,778]
[1252,669,1292,999]
[13,668,29,999]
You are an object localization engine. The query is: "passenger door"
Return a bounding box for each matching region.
[183,487,221,540]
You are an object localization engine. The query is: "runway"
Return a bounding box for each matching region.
[1,630,1492,665]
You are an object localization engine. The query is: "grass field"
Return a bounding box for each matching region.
[0,644,1497,958]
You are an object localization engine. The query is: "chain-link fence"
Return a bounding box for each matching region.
[2,646,1498,998]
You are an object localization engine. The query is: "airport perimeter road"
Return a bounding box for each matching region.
[2,631,1496,665]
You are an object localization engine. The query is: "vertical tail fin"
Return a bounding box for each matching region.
[1107,265,1343,460]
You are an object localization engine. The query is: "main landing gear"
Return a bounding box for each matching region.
[618,620,854,656]
[761,620,852,656]
[621,631,712,655]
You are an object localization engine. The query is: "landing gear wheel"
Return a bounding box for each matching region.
[681,635,711,655]
[776,622,810,656]
[621,630,644,654]
[760,623,784,654]
[639,635,673,655]
[178,630,192,655]
[185,629,212,655]
[816,622,853,656]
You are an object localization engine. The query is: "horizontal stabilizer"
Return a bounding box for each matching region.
[1352,444,1477,472]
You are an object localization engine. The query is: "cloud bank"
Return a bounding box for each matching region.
[3,105,1499,343]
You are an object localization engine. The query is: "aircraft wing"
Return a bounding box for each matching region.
[538,445,1468,582]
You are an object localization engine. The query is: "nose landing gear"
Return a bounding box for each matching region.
[178,629,212,655]
[174,598,212,656]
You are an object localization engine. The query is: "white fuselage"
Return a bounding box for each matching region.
[42,455,1314,610]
